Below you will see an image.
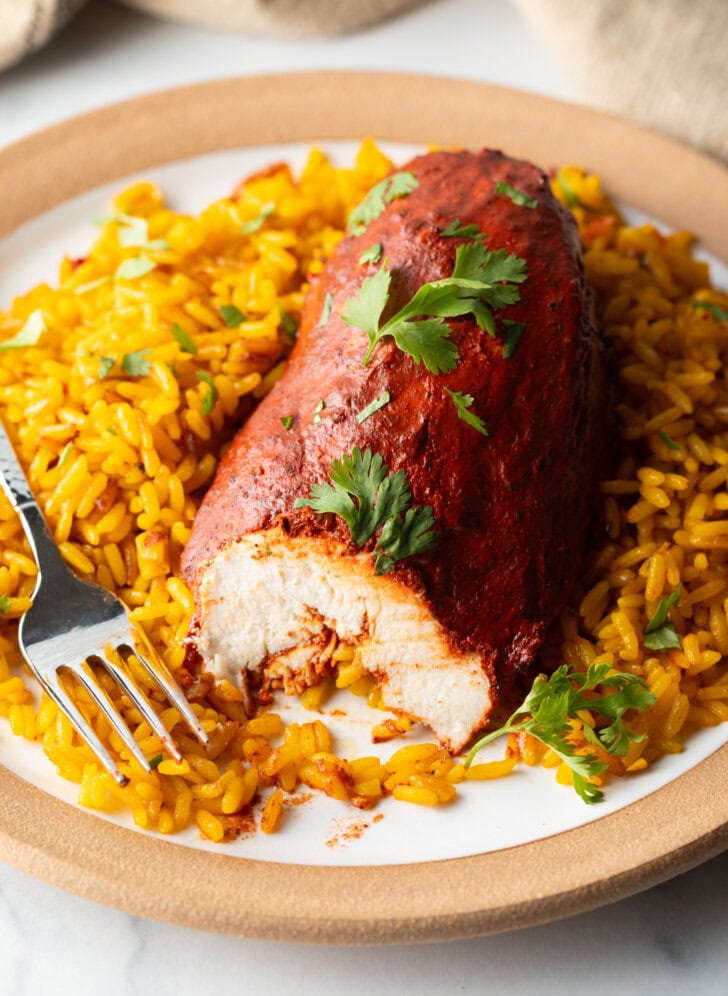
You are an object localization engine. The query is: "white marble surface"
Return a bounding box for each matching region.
[0,1,727,992]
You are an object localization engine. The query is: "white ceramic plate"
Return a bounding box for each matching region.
[2,141,728,870]
[0,75,727,942]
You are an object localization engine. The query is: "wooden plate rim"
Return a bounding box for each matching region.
[1,72,727,944]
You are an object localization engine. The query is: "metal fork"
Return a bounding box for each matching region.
[0,423,208,786]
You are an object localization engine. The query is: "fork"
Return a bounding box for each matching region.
[0,423,208,786]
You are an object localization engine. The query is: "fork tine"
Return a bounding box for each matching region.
[128,631,210,748]
[37,670,129,787]
[94,647,186,764]
[72,661,153,775]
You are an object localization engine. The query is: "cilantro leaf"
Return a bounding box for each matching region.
[312,399,326,425]
[356,391,391,424]
[318,292,334,328]
[220,304,246,328]
[148,753,163,770]
[73,276,111,296]
[690,300,728,322]
[465,662,655,805]
[342,241,527,373]
[295,447,408,545]
[375,504,438,574]
[98,356,115,379]
[241,201,275,235]
[114,217,168,251]
[341,265,392,348]
[482,283,521,311]
[359,243,383,265]
[76,234,162,292]
[294,447,436,573]
[101,213,148,248]
[387,171,419,200]
[96,211,141,229]
[117,220,147,247]
[277,303,298,340]
[347,172,418,236]
[441,219,485,240]
[572,664,654,757]
[645,587,681,634]
[196,371,218,416]
[644,586,683,650]
[280,416,294,431]
[57,443,73,468]
[495,182,538,209]
[389,318,460,375]
[170,323,197,354]
[121,349,151,376]
[0,310,46,352]
[115,257,156,280]
[445,388,488,437]
[659,430,681,452]
[502,319,525,359]
[555,169,588,209]
[451,242,527,286]
[0,593,10,613]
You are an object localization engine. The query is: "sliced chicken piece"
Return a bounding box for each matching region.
[182,148,606,752]
[196,527,491,750]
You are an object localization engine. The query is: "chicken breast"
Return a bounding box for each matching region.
[182,149,606,752]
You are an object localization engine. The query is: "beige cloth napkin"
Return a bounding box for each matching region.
[0,0,422,72]
[119,0,424,36]
[514,0,728,164]
[1,0,726,164]
[0,0,89,72]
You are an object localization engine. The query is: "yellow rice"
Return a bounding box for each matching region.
[0,145,727,839]
[521,168,728,784]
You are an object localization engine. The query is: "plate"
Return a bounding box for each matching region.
[1,73,728,943]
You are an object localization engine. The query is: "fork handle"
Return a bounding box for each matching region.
[0,422,72,584]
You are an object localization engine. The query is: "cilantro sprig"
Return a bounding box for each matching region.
[342,242,527,374]
[318,292,333,328]
[57,443,73,468]
[356,391,391,424]
[658,430,681,452]
[98,356,115,379]
[441,219,485,240]
[495,182,538,209]
[97,348,160,379]
[0,310,46,353]
[359,243,383,265]
[555,169,589,210]
[115,257,156,281]
[220,304,245,329]
[241,201,275,235]
[445,389,488,437]
[502,319,525,359]
[294,447,437,574]
[121,349,151,376]
[465,662,655,804]
[312,399,325,425]
[277,303,298,341]
[347,172,419,236]
[690,300,728,323]
[196,371,219,416]
[99,213,169,251]
[171,323,197,354]
[644,586,683,651]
